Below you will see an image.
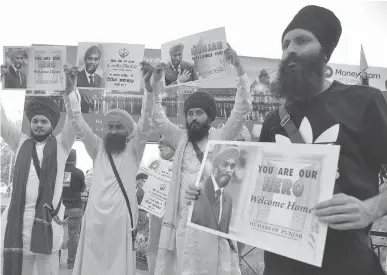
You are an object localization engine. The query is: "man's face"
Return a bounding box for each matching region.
[259,74,270,85]
[136,179,147,189]
[170,51,183,67]
[158,139,175,160]
[277,29,325,101]
[186,108,211,143]
[85,52,100,74]
[103,121,128,154]
[30,115,53,142]
[12,53,24,70]
[214,159,236,188]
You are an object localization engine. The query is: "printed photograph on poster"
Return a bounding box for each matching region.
[2,46,31,89]
[187,140,340,267]
[29,46,66,91]
[76,42,145,91]
[161,27,229,87]
[136,160,172,218]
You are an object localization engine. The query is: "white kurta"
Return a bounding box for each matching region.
[67,91,153,275]
[152,74,252,275]
[0,97,76,258]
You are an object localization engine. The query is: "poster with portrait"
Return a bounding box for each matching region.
[187,140,340,267]
[137,159,172,217]
[2,46,31,90]
[29,46,66,91]
[76,42,145,91]
[161,27,230,87]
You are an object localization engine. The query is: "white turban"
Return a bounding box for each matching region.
[169,43,184,55]
[233,125,252,141]
[213,146,240,167]
[103,109,135,136]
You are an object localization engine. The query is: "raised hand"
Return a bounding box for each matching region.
[141,61,154,92]
[152,63,166,83]
[225,43,241,68]
[63,63,78,95]
[177,70,191,84]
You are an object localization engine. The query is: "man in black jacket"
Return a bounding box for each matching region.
[62,149,86,269]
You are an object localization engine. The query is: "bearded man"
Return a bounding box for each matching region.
[188,5,387,275]
[147,135,176,275]
[1,95,77,275]
[64,67,154,275]
[144,44,252,275]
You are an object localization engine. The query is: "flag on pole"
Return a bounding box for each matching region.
[360,44,369,86]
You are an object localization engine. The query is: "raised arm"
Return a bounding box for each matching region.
[145,63,184,149]
[0,101,22,153]
[64,66,101,159]
[57,95,77,154]
[131,90,154,165]
[216,45,252,140]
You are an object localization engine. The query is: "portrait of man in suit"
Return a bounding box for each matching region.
[164,43,198,86]
[3,49,27,89]
[191,146,240,233]
[77,45,104,88]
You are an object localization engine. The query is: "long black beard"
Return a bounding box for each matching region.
[186,120,210,143]
[30,130,52,142]
[104,133,127,154]
[274,52,325,101]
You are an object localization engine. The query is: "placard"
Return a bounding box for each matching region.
[76,42,145,91]
[2,46,31,90]
[63,172,72,188]
[138,159,172,217]
[161,27,229,87]
[187,140,340,267]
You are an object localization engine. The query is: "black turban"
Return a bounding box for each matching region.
[184,91,217,122]
[26,97,60,129]
[282,5,342,61]
[136,173,148,181]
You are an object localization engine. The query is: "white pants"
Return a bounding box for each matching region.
[24,251,59,275]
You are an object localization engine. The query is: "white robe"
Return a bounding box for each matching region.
[67,91,153,275]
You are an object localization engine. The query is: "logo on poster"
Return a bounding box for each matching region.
[118,48,129,59]
[160,183,167,191]
[324,65,333,78]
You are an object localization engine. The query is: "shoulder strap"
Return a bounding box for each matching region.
[106,149,134,231]
[278,105,305,144]
[192,141,204,163]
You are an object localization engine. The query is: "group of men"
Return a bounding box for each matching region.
[1,4,387,275]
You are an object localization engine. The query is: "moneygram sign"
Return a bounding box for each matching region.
[324,63,387,89]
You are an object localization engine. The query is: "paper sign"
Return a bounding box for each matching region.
[187,140,340,267]
[63,172,72,188]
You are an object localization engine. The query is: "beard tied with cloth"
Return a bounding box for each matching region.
[3,97,60,275]
[103,108,135,154]
[184,91,217,143]
[276,5,342,101]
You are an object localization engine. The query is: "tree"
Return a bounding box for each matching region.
[1,138,14,186]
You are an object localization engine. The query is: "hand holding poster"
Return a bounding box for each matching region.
[138,159,172,217]
[187,141,340,267]
[76,42,145,91]
[161,27,229,87]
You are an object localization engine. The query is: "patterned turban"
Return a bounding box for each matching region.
[26,97,61,129]
[103,109,135,135]
[213,146,240,167]
[169,43,184,55]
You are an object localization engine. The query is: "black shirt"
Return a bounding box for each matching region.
[259,81,387,275]
[62,164,86,209]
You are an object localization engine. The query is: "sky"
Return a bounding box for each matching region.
[1,0,387,120]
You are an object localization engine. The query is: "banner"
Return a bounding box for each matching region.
[161,27,229,87]
[76,42,145,91]
[137,159,172,217]
[187,140,340,267]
